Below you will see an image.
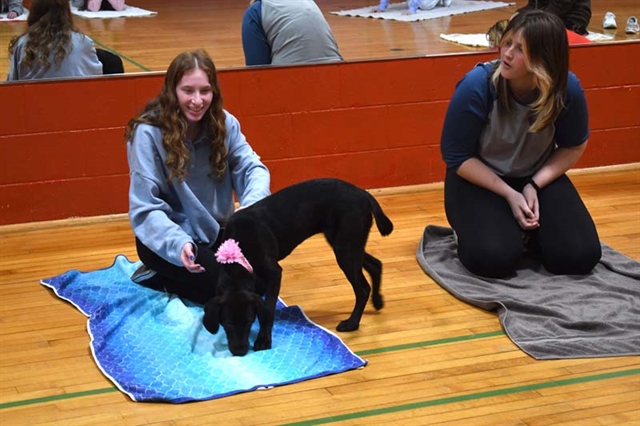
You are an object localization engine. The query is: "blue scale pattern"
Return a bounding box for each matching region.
[41,255,367,403]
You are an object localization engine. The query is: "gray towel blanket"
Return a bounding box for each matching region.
[417,225,640,359]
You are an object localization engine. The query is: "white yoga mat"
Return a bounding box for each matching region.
[440,30,616,48]
[71,5,157,19]
[331,1,515,22]
[0,11,28,22]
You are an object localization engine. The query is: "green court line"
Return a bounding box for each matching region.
[356,330,505,356]
[92,39,151,72]
[281,368,640,426]
[0,330,504,410]
[0,387,118,409]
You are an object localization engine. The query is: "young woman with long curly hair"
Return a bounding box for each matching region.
[7,0,102,80]
[125,49,271,304]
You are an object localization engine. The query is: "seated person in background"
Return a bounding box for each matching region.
[440,10,601,278]
[1,0,25,19]
[373,0,452,15]
[7,0,103,80]
[516,0,591,35]
[70,0,126,12]
[126,49,271,303]
[242,0,343,66]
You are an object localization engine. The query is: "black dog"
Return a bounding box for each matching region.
[203,178,393,356]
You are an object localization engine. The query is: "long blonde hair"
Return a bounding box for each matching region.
[491,10,569,132]
[125,50,228,182]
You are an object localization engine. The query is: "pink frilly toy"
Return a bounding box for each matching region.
[215,239,254,273]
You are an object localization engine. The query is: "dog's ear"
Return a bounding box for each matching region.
[224,262,254,279]
[203,297,221,334]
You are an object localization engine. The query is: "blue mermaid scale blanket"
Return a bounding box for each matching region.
[41,255,366,403]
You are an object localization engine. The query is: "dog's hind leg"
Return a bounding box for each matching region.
[332,247,372,332]
[363,252,384,310]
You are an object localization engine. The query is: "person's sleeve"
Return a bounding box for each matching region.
[408,0,420,13]
[378,0,390,12]
[440,66,493,171]
[7,0,25,15]
[554,73,589,148]
[128,126,193,266]
[81,36,104,75]
[224,113,271,207]
[241,1,272,66]
[544,0,573,17]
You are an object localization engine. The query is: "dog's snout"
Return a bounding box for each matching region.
[228,341,250,356]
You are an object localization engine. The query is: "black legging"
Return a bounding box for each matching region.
[135,234,224,305]
[444,169,601,278]
[96,48,124,74]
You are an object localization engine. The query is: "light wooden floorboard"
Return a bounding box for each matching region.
[0,165,638,425]
[0,0,638,79]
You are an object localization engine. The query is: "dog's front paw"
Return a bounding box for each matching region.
[337,319,360,332]
[253,335,272,352]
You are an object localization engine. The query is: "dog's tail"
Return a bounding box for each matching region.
[366,192,394,236]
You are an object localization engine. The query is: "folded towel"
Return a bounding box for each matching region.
[41,255,366,403]
[440,33,490,47]
[440,29,602,48]
[586,32,616,42]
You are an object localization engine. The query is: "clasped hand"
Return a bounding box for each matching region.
[506,185,539,230]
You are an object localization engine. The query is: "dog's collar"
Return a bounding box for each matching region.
[215,239,254,273]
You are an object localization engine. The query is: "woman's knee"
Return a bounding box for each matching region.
[541,243,602,275]
[457,238,522,278]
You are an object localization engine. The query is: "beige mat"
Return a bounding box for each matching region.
[331,1,515,22]
[71,5,156,19]
[439,30,615,47]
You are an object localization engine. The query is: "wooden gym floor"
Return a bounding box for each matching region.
[0,166,638,425]
[0,0,638,79]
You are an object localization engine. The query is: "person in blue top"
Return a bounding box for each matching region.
[373,0,452,15]
[440,10,600,278]
[125,49,271,304]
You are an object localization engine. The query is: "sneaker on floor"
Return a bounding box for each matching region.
[131,263,156,282]
[626,16,639,34]
[131,263,165,291]
[603,12,617,29]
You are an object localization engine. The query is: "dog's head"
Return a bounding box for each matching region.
[203,288,264,356]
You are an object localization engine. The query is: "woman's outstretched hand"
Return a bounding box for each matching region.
[181,243,205,273]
